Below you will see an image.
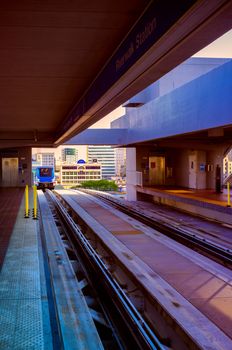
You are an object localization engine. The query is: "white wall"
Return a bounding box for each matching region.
[196,150,206,189]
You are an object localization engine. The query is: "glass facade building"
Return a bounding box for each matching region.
[61,148,78,164]
[87,145,116,179]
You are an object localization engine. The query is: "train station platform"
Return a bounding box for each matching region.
[0,188,52,349]
[137,186,232,225]
[0,188,103,349]
[0,188,24,269]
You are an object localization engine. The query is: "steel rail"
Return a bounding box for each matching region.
[82,190,232,269]
[47,190,166,350]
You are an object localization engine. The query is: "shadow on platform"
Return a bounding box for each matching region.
[136,186,232,225]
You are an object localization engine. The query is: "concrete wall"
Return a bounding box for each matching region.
[135,147,190,188]
[197,151,207,189]
[158,57,230,98]
[0,147,32,187]
[122,57,230,107]
[174,150,189,188]
[112,59,232,145]
[66,128,128,145]
[125,81,159,105]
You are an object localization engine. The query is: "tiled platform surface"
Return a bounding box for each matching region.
[0,189,52,350]
[0,188,24,268]
[58,189,232,349]
[137,186,232,224]
[0,188,104,350]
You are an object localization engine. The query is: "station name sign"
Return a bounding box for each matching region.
[58,0,197,138]
[116,17,157,72]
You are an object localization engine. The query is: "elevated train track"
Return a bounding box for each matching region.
[40,188,232,350]
[78,189,232,269]
[42,190,166,350]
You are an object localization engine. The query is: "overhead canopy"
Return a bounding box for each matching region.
[0,0,231,149]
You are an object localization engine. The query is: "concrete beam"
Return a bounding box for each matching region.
[117,60,232,145]
[65,129,128,146]
[55,0,232,144]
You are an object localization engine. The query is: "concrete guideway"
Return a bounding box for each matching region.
[56,189,232,350]
[38,191,104,350]
[118,193,232,250]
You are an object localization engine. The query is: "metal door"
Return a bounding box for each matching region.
[189,154,197,188]
[149,156,165,185]
[2,158,18,186]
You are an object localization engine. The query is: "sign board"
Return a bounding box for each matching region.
[58,0,197,137]
[200,164,205,171]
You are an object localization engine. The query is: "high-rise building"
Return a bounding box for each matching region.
[32,152,55,167]
[61,148,78,164]
[115,148,126,177]
[87,145,116,179]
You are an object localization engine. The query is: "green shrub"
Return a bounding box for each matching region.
[80,179,118,191]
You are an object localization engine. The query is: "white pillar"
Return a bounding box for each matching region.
[126,147,137,201]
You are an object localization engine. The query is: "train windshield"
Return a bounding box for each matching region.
[39,168,52,177]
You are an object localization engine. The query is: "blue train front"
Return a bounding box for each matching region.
[35,166,55,190]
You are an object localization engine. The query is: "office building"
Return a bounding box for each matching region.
[115,148,126,177]
[61,148,78,164]
[87,145,116,179]
[60,161,102,186]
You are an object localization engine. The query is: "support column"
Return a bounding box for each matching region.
[126,148,137,201]
[18,147,32,187]
[206,148,224,191]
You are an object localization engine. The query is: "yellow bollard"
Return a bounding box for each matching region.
[227,182,231,207]
[24,184,29,218]
[33,185,38,219]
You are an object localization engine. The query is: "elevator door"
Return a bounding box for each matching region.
[2,158,18,187]
[149,156,165,185]
[189,154,197,189]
